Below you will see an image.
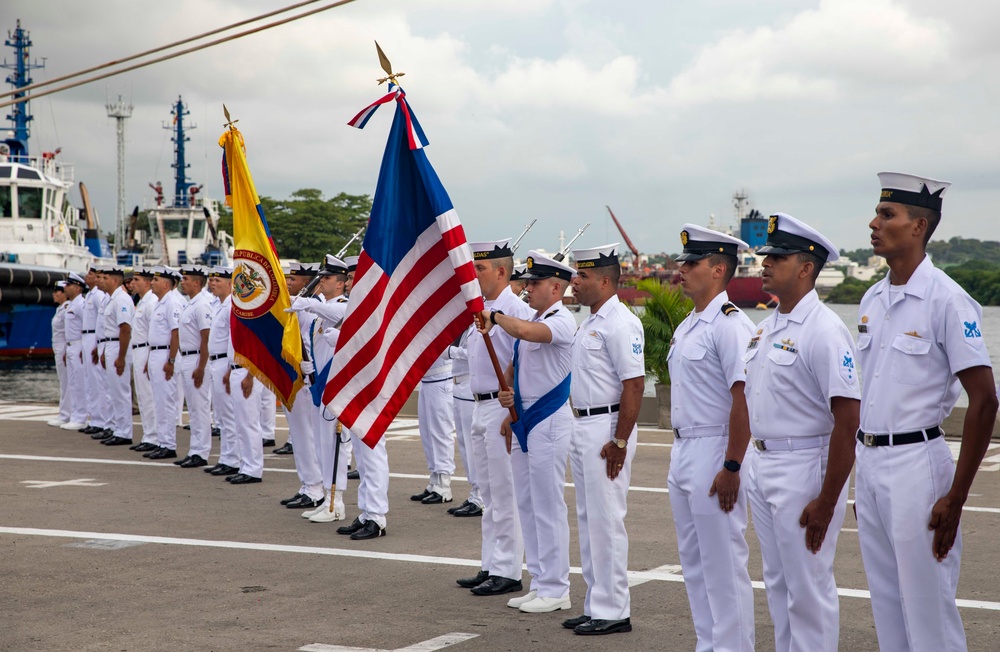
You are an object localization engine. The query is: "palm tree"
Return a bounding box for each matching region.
[634,278,692,428]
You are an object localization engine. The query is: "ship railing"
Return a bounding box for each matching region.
[7,156,76,183]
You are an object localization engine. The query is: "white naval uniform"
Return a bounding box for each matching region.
[101,286,135,440]
[52,302,70,423]
[283,299,323,501]
[310,296,349,499]
[448,330,482,507]
[260,386,277,441]
[667,291,755,649]
[64,295,87,425]
[208,295,240,470]
[511,300,576,599]
[570,294,645,622]
[147,291,182,451]
[418,355,455,496]
[178,290,214,460]
[744,289,859,652]
[82,287,109,428]
[131,291,159,444]
[856,257,991,652]
[468,286,531,579]
[228,342,264,479]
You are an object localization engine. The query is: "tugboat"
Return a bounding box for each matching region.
[0,21,110,358]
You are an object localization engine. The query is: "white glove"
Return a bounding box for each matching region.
[300,360,315,375]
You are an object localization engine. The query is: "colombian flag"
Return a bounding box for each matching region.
[219,125,304,407]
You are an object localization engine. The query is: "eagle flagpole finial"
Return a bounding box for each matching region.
[374,41,405,86]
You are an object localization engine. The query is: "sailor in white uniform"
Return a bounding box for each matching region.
[129,268,160,452]
[48,281,71,427]
[456,240,531,596]
[565,244,644,636]
[225,335,265,485]
[81,265,110,435]
[744,213,860,652]
[666,227,756,650]
[60,273,89,431]
[413,351,456,504]
[489,250,577,614]
[174,265,214,468]
[856,173,998,652]
[445,327,484,517]
[203,267,241,478]
[97,264,136,446]
[144,266,183,459]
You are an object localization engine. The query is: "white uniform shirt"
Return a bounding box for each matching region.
[65,295,85,342]
[425,351,453,381]
[668,291,754,430]
[178,291,213,353]
[449,329,470,380]
[858,256,992,433]
[208,295,233,356]
[571,294,645,408]
[514,300,577,402]
[52,302,68,350]
[102,286,135,342]
[148,292,182,348]
[311,295,348,364]
[744,290,860,439]
[82,287,106,334]
[132,291,158,346]
[469,286,534,394]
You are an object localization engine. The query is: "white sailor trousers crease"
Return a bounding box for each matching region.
[349,426,389,527]
[102,341,133,439]
[209,358,239,467]
[180,354,212,459]
[133,347,158,443]
[283,387,323,499]
[148,349,179,450]
[230,367,263,478]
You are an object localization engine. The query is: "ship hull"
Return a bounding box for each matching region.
[0,263,66,359]
[726,276,773,308]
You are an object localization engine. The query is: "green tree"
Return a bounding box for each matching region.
[839,247,874,264]
[945,260,1000,305]
[258,189,371,261]
[826,272,885,304]
[633,278,692,386]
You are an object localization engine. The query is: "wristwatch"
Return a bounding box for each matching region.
[723,459,741,473]
[167,357,176,364]
[612,437,628,449]
[490,310,505,325]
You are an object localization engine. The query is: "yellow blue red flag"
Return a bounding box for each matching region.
[219,125,304,407]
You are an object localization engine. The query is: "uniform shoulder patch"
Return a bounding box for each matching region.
[544,309,558,319]
[721,302,738,316]
[337,297,349,303]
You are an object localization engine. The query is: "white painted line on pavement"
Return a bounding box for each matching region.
[300,632,478,652]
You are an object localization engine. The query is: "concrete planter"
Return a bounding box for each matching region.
[655,383,671,430]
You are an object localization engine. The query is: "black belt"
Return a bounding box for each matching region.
[474,391,500,402]
[857,426,942,448]
[573,404,621,418]
[180,350,200,356]
[422,376,453,384]
[230,364,243,370]
[132,342,148,349]
[82,329,95,334]
[98,337,119,343]
[209,353,227,361]
[149,345,170,351]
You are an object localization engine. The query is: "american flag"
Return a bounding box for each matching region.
[323,84,483,447]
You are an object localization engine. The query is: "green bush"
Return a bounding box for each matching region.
[634,278,693,386]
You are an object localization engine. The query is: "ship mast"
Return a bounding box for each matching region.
[167,96,195,207]
[107,95,132,251]
[2,20,43,161]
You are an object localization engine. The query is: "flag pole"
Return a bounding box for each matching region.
[474,312,519,453]
[328,420,343,513]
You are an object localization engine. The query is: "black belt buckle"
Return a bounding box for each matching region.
[474,391,500,402]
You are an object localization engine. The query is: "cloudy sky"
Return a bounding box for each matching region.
[5,0,999,254]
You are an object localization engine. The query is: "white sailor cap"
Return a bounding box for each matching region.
[103,263,126,276]
[510,264,527,282]
[208,266,233,278]
[288,261,318,277]
[66,272,87,287]
[152,265,181,281]
[54,280,67,290]
[470,239,513,261]
[135,266,155,278]
[343,255,360,273]
[522,250,576,281]
[572,243,621,269]
[877,172,950,211]
[318,254,348,277]
[675,225,748,261]
[180,264,209,277]
[759,213,839,263]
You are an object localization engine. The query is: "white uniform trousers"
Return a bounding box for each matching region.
[418,378,456,488]
[54,344,70,422]
[855,438,967,652]
[101,342,133,440]
[571,414,636,621]
[510,402,572,598]
[747,445,847,652]
[283,389,323,500]
[209,358,239,468]
[66,342,87,424]
[668,435,754,651]
[348,426,389,528]
[230,367,264,478]
[83,333,110,428]
[453,385,481,506]
[469,399,523,579]
[132,348,158,444]
[179,354,212,459]
[314,407,348,494]
[175,373,185,426]
[148,349,179,451]
[260,387,276,439]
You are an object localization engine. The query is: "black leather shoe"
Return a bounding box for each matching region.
[103,437,132,446]
[410,488,432,502]
[447,499,471,514]
[204,464,222,474]
[562,615,590,630]
[470,576,523,596]
[149,448,177,459]
[273,442,293,455]
[133,442,156,452]
[262,439,275,447]
[173,455,191,466]
[452,502,483,517]
[211,427,220,437]
[91,429,113,440]
[182,424,191,430]
[229,473,262,484]
[179,454,208,468]
[574,618,632,635]
[142,446,163,458]
[456,570,490,588]
[336,517,365,535]
[347,469,360,480]
[350,520,385,540]
[210,464,240,476]
[285,494,323,509]
[129,441,144,451]
[421,491,451,505]
[280,493,305,505]
[81,425,102,434]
